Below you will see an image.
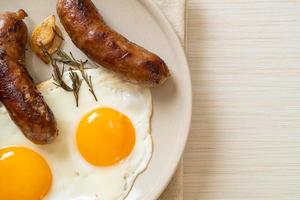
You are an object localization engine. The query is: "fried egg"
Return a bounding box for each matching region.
[0,68,153,200]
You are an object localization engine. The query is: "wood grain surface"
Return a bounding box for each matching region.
[184,0,300,199]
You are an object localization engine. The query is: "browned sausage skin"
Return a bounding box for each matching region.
[57,0,170,86]
[0,10,58,144]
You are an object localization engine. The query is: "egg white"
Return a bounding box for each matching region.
[0,68,153,200]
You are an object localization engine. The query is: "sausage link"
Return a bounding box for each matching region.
[0,10,58,144]
[57,0,170,86]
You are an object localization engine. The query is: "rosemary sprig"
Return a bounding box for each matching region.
[78,61,98,101]
[55,50,98,101]
[40,44,82,107]
[41,45,72,91]
[55,50,84,67]
[69,68,82,107]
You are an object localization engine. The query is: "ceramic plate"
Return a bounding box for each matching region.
[0,0,192,199]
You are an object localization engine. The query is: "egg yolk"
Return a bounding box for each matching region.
[0,147,52,200]
[76,107,136,166]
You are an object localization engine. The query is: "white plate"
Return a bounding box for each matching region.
[0,0,192,199]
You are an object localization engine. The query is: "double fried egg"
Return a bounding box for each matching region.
[0,68,153,200]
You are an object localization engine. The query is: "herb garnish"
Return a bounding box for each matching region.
[41,44,98,106]
[41,44,82,107]
[69,68,82,107]
[55,50,85,67]
[55,50,98,101]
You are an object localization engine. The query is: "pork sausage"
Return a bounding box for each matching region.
[57,0,170,86]
[0,10,58,144]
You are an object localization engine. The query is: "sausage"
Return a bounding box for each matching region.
[0,10,58,144]
[57,0,170,86]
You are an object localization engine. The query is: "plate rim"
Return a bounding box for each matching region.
[138,0,192,199]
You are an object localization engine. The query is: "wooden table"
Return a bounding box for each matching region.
[184,1,300,199]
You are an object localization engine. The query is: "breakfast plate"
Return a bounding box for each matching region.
[0,0,191,199]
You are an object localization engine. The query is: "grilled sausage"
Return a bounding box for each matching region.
[57,0,170,86]
[0,10,58,144]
